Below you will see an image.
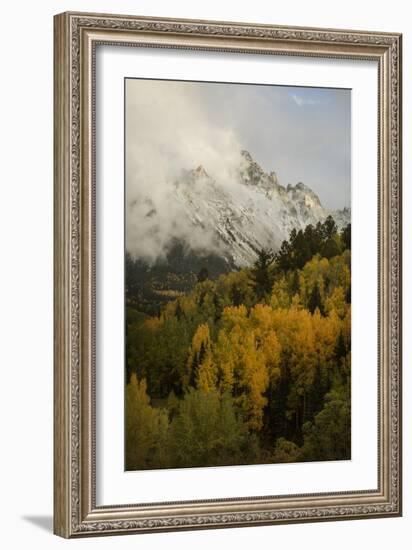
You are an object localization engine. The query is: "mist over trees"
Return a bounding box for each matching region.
[125,217,351,470]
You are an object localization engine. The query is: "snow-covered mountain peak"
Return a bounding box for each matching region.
[240,149,253,162]
[178,164,211,185]
[127,150,350,267]
[286,181,323,210]
[238,149,282,199]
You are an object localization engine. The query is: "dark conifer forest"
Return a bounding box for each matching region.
[125,217,351,470]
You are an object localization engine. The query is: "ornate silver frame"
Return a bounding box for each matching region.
[53,11,402,538]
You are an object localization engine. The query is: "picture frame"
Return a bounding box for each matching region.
[53,11,402,538]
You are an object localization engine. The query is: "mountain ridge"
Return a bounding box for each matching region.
[128,149,350,268]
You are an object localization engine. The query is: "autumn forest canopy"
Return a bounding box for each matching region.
[125,216,351,470]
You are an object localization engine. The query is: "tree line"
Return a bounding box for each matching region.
[126,216,351,470]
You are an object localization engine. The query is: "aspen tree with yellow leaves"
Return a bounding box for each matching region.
[125,220,351,470]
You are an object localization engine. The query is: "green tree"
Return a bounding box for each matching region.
[300,382,351,461]
[168,388,250,467]
[322,215,338,240]
[308,282,323,315]
[334,330,347,361]
[250,248,276,300]
[125,374,169,470]
[290,269,300,295]
[276,239,292,272]
[125,222,352,469]
[341,223,351,250]
[321,237,340,259]
[271,437,301,463]
[294,229,313,268]
[197,267,209,283]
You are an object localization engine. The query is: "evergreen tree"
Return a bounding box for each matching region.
[342,223,351,250]
[308,282,323,314]
[304,363,325,422]
[125,228,352,469]
[168,389,249,468]
[321,237,340,259]
[231,284,244,306]
[197,267,209,283]
[250,248,275,300]
[322,215,338,239]
[175,300,183,320]
[290,270,300,295]
[189,340,206,387]
[334,331,347,361]
[276,240,292,272]
[304,223,322,256]
[300,382,351,461]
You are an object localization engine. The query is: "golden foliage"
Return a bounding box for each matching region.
[127,248,351,468]
[186,323,217,392]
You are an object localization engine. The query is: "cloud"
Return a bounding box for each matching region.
[125,79,244,262]
[291,93,321,107]
[125,79,351,262]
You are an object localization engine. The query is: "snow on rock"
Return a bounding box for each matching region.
[131,150,350,267]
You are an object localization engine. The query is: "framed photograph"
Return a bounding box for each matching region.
[54,12,402,537]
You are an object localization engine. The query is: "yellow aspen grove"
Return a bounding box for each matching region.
[249,304,282,380]
[300,255,329,306]
[196,354,217,393]
[125,217,352,470]
[324,286,348,319]
[162,300,179,320]
[312,309,341,362]
[289,311,317,393]
[186,323,217,391]
[220,304,249,330]
[213,330,236,392]
[214,306,274,431]
[180,294,197,319]
[261,331,282,380]
[235,330,269,431]
[270,277,291,309]
[190,323,211,352]
[250,303,273,332]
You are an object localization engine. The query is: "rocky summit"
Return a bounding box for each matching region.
[130,150,350,267]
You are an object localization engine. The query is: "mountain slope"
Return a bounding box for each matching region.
[128,149,350,268]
